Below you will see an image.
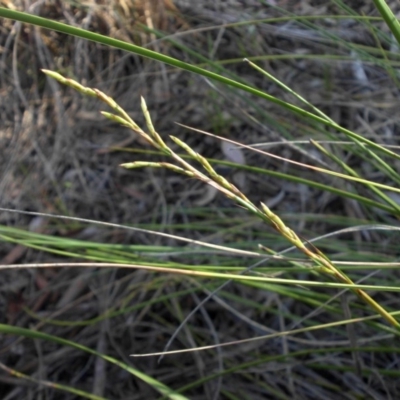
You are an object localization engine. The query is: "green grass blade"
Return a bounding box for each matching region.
[372,0,400,45]
[1,7,400,160]
[0,323,188,400]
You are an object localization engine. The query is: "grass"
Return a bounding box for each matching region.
[1,0,400,398]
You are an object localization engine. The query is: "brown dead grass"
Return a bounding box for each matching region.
[1,0,400,399]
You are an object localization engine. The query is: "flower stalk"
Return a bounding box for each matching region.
[42,69,399,329]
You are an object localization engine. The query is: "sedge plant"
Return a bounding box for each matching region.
[2,1,400,398]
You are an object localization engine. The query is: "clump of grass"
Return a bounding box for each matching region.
[2,1,400,399]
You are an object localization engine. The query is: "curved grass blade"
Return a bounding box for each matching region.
[0,7,399,160]
[0,323,188,400]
